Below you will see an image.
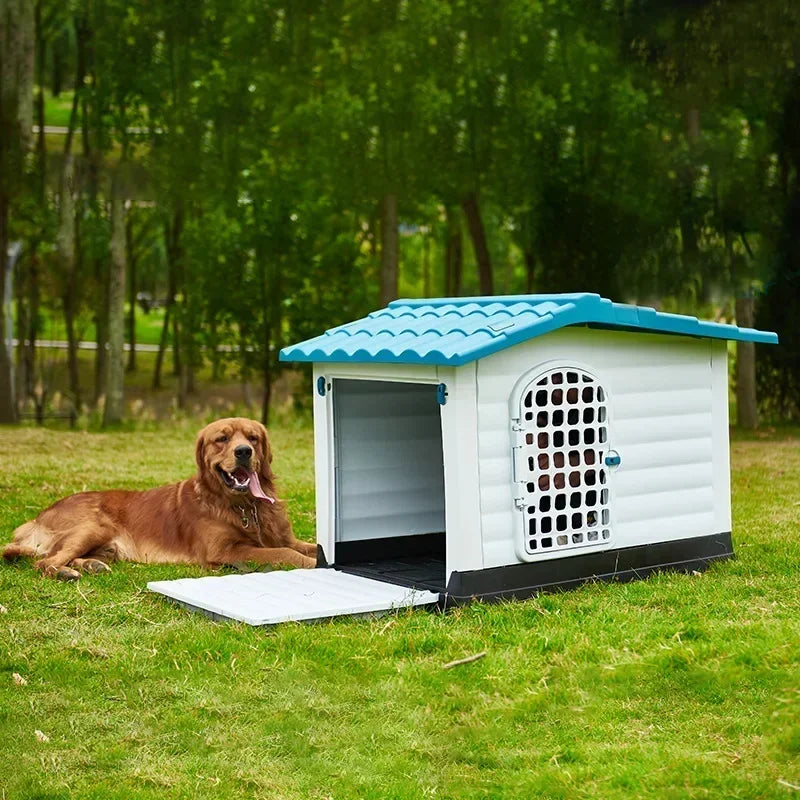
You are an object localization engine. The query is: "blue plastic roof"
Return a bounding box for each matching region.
[279,293,778,367]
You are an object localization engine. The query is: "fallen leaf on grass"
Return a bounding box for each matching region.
[34,730,50,743]
[12,673,28,686]
[0,603,7,614]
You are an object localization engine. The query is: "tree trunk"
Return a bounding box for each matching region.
[152,303,170,389]
[0,0,35,422]
[53,16,85,408]
[126,214,136,372]
[169,208,184,381]
[461,192,493,295]
[170,209,195,409]
[261,319,272,426]
[57,154,80,406]
[380,193,399,306]
[51,27,67,96]
[34,0,46,203]
[93,266,109,403]
[103,174,126,426]
[178,300,196,409]
[14,247,28,397]
[239,329,252,409]
[63,292,80,408]
[735,295,758,430]
[22,249,39,398]
[172,307,182,379]
[178,342,195,405]
[444,205,462,296]
[15,0,34,155]
[0,200,15,422]
[153,211,181,389]
[210,317,221,381]
[22,1,45,398]
[186,354,195,393]
[260,261,277,426]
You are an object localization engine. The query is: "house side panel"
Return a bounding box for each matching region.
[476,328,724,569]
[439,364,484,576]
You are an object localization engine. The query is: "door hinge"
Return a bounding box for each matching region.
[514,497,526,510]
[317,376,327,397]
[436,383,448,405]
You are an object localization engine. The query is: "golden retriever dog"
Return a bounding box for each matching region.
[2,418,317,580]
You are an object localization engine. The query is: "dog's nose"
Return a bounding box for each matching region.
[234,445,252,461]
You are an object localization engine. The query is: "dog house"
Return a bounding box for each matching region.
[149,294,777,625]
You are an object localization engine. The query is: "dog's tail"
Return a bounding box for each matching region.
[2,521,50,560]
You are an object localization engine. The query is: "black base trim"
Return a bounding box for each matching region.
[333,532,445,564]
[442,532,734,605]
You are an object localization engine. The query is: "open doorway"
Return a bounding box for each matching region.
[331,379,446,591]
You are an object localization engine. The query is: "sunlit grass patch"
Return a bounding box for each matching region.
[1,422,799,798]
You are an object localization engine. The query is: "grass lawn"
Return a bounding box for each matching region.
[1,421,799,799]
[42,89,76,128]
[30,305,169,348]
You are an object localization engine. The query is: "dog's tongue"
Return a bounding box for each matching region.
[247,471,275,503]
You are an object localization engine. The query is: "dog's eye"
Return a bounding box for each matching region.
[248,435,258,444]
[215,435,229,443]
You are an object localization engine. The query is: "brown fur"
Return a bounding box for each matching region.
[2,418,317,579]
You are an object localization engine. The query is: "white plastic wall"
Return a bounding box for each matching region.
[475,328,731,569]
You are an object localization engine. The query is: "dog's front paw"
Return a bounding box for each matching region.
[36,559,81,581]
[72,558,112,574]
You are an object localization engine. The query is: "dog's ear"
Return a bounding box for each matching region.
[258,423,275,484]
[195,432,207,473]
[258,422,272,464]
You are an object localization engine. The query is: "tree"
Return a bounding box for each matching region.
[103,170,126,425]
[0,0,34,422]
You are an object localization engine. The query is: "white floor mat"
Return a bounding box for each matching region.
[148,567,440,626]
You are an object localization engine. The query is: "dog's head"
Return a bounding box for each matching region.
[195,417,275,502]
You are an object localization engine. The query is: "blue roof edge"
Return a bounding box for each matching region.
[279,294,778,365]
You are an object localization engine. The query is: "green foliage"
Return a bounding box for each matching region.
[8,0,800,419]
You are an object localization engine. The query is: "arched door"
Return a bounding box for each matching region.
[513,366,613,558]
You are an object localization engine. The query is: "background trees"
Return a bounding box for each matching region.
[3,0,799,425]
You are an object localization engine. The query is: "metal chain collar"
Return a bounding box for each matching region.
[235,502,259,533]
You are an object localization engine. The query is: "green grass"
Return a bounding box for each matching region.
[30,305,168,348]
[1,422,799,799]
[42,89,76,128]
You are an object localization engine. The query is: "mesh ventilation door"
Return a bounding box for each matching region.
[517,368,611,557]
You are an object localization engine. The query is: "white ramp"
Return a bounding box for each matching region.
[147,568,440,626]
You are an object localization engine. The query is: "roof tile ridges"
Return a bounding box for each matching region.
[280,294,778,366]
